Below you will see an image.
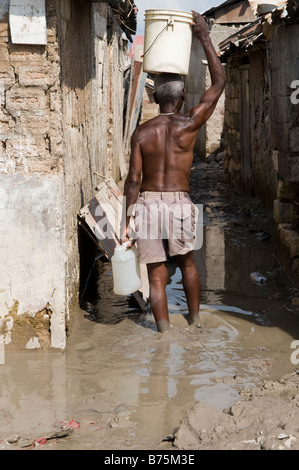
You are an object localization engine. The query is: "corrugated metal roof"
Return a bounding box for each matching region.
[204,0,245,17]
[219,17,264,53]
[219,0,299,59]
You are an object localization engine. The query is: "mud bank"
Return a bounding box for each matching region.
[170,160,299,452]
[174,371,299,450]
[1,159,299,451]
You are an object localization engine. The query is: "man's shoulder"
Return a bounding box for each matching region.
[134,116,159,136]
[140,115,160,128]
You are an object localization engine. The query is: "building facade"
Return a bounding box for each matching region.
[219,1,299,284]
[0,0,136,350]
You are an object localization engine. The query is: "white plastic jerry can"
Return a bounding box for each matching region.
[111,242,142,296]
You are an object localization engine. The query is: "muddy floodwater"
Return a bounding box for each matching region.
[1,162,299,450]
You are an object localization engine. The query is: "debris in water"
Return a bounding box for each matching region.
[250,272,267,284]
[34,437,47,447]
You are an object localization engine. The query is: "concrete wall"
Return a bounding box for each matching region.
[0,0,128,350]
[0,0,66,349]
[271,24,299,184]
[58,0,128,338]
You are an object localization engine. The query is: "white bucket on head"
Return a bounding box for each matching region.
[143,9,194,76]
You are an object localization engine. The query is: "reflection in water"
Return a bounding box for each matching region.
[1,224,299,449]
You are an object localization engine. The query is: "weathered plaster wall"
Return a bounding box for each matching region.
[223,46,276,209]
[58,0,94,335]
[0,0,66,349]
[0,1,62,174]
[0,0,129,350]
[222,58,242,188]
[58,0,128,332]
[184,24,242,161]
[0,173,66,349]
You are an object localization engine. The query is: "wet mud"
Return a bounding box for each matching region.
[1,160,299,450]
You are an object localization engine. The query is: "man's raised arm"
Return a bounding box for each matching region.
[187,11,226,129]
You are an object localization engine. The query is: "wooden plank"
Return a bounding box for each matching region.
[9,0,47,45]
[239,66,253,195]
[78,178,149,308]
[129,62,147,137]
[78,178,123,259]
[124,58,147,154]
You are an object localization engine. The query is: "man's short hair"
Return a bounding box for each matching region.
[154,73,184,104]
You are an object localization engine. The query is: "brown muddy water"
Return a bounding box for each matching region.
[1,164,299,451]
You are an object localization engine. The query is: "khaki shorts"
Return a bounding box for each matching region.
[134,191,199,264]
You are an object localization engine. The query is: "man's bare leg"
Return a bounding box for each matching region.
[176,251,201,326]
[147,262,170,333]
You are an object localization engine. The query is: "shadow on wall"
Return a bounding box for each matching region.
[59,0,94,91]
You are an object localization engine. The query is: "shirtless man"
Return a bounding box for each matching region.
[121,11,225,333]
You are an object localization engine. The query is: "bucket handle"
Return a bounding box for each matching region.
[141,17,175,59]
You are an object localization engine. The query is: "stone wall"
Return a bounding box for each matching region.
[223,45,276,209]
[0,0,128,350]
[271,23,299,285]
[249,48,276,208]
[58,0,128,337]
[0,1,62,174]
[222,21,299,286]
[222,57,242,188]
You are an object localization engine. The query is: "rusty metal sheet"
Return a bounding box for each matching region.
[215,1,256,23]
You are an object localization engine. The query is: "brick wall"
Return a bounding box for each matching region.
[0,0,129,350]
[0,1,62,174]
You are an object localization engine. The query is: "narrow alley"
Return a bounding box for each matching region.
[1,157,299,450]
[1,0,299,453]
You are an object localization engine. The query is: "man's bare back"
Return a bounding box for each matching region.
[121,11,225,236]
[120,11,226,333]
[121,11,225,238]
[136,113,198,193]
